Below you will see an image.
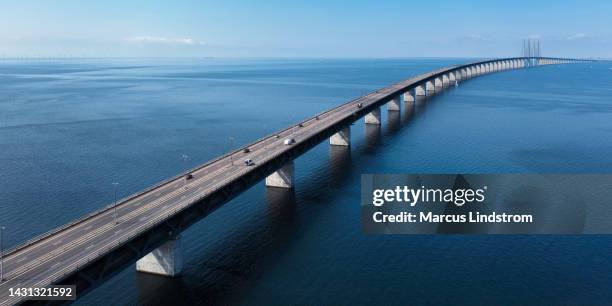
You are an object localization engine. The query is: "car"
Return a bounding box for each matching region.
[315,116,320,120]
[244,159,254,166]
[275,135,280,139]
[243,148,250,153]
[298,123,303,127]
[357,103,363,108]
[284,138,295,145]
[185,173,194,180]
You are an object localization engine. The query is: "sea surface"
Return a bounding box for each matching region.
[1,58,611,305]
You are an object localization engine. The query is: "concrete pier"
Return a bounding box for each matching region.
[404,90,415,102]
[442,74,450,87]
[434,77,443,89]
[265,161,294,188]
[330,126,350,146]
[425,81,435,93]
[365,107,381,125]
[387,96,401,111]
[415,85,426,96]
[136,237,183,277]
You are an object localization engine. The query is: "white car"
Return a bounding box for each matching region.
[244,159,254,166]
[284,138,295,145]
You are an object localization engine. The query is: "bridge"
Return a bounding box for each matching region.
[0,56,591,305]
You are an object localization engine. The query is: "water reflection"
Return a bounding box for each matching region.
[364,124,382,153]
[329,145,352,187]
[414,95,427,114]
[386,110,401,134]
[402,101,415,124]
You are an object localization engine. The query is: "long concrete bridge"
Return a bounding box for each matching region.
[0,56,591,305]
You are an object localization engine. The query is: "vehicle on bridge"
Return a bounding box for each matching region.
[185,173,194,180]
[244,158,254,166]
[284,138,295,145]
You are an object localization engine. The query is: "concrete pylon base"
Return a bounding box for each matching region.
[387,96,401,111]
[404,91,415,102]
[265,161,294,188]
[365,107,381,125]
[415,86,426,96]
[136,237,183,277]
[330,127,350,146]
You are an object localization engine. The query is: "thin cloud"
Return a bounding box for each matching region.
[567,33,594,41]
[125,36,206,46]
[461,34,488,42]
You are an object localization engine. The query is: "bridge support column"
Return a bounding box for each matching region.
[404,90,415,102]
[265,161,294,188]
[415,85,426,96]
[365,107,381,125]
[434,77,443,89]
[442,74,450,87]
[330,126,350,146]
[455,70,462,81]
[425,81,435,94]
[449,72,456,83]
[387,95,401,111]
[136,236,183,277]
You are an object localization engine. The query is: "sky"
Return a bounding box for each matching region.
[0,0,610,58]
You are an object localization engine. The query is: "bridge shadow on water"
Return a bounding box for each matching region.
[131,86,455,306]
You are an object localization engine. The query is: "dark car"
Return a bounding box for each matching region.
[243,148,250,153]
[185,173,194,180]
[357,103,363,108]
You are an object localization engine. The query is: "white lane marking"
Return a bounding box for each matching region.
[84,225,93,230]
[16,256,28,263]
[52,240,63,246]
[139,216,147,222]
[85,244,95,250]
[51,262,62,269]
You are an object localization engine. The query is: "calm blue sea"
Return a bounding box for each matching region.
[1,58,611,305]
